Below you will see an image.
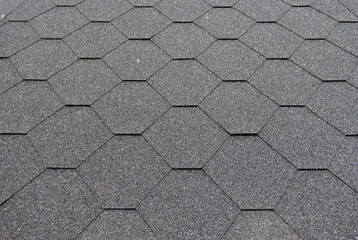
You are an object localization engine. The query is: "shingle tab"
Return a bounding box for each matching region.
[197,40,265,80]
[276,171,358,240]
[0,170,102,240]
[0,81,63,133]
[11,40,77,80]
[77,0,132,21]
[79,136,170,208]
[153,23,215,59]
[93,82,170,134]
[205,136,295,209]
[138,171,239,240]
[260,107,344,169]
[28,107,113,168]
[200,82,278,134]
[149,60,220,106]
[328,23,358,56]
[143,107,228,168]
[49,60,121,105]
[240,23,304,58]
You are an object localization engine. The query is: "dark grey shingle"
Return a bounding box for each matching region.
[328,23,358,56]
[312,0,358,22]
[77,0,132,21]
[0,59,22,94]
[7,0,55,21]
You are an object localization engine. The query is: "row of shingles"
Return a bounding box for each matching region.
[0,1,135,240]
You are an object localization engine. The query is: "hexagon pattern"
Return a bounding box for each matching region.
[2,1,358,239]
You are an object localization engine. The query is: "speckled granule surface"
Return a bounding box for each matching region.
[0,0,358,239]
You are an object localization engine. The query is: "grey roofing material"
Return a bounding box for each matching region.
[1,0,358,239]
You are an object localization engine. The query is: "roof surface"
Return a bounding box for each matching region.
[0,0,358,239]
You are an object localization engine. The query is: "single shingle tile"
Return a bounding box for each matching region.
[240,23,304,58]
[195,8,254,39]
[28,107,112,168]
[0,22,40,57]
[30,7,88,38]
[113,8,170,39]
[282,0,315,5]
[197,40,264,80]
[64,22,126,58]
[234,0,290,22]
[149,60,220,106]
[93,82,170,134]
[6,0,55,21]
[143,108,228,168]
[77,0,132,21]
[153,23,215,59]
[204,0,238,6]
[0,59,22,94]
[307,82,358,135]
[79,136,170,208]
[276,171,358,240]
[260,107,344,169]
[49,60,121,105]
[328,23,358,56]
[104,40,170,80]
[312,0,358,22]
[11,40,77,80]
[249,60,321,105]
[223,211,301,240]
[205,136,295,209]
[138,171,239,240]
[0,81,63,133]
[128,0,161,6]
[52,0,84,6]
[0,135,45,204]
[200,82,278,134]
[155,0,210,22]
[77,211,157,240]
[291,40,358,81]
[0,170,101,240]
[279,7,337,39]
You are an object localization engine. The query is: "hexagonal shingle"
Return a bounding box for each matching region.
[30,7,87,38]
[240,23,304,58]
[260,107,344,169]
[312,0,358,22]
[153,23,215,59]
[113,8,170,39]
[205,136,295,209]
[279,7,337,39]
[64,22,126,58]
[197,40,265,80]
[0,170,101,240]
[149,60,221,106]
[203,0,238,6]
[0,22,40,57]
[6,0,55,21]
[128,0,161,6]
[234,0,290,22]
[0,81,63,133]
[77,0,132,21]
[11,40,77,80]
[49,60,121,105]
[138,171,239,239]
[249,60,321,106]
[328,23,358,56]
[200,82,278,134]
[144,107,228,168]
[0,135,45,204]
[291,40,358,81]
[79,136,170,208]
[28,107,113,168]
[104,40,170,80]
[276,171,358,240]
[155,0,210,22]
[0,59,22,94]
[223,211,301,240]
[93,82,170,134]
[77,211,157,240]
[307,82,358,135]
[195,8,254,39]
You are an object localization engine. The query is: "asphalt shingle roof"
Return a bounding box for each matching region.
[1,0,358,239]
